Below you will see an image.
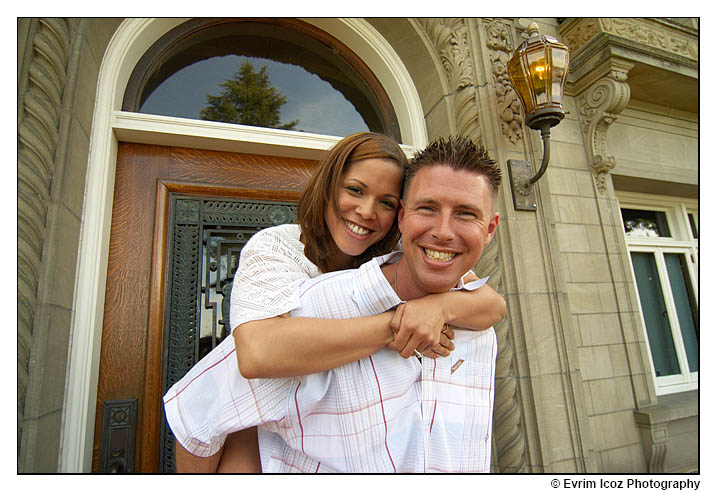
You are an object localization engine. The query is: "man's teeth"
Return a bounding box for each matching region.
[424,248,456,261]
[345,220,370,235]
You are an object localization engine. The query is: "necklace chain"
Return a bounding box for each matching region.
[393,261,399,298]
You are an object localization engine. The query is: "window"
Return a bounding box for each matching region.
[122,18,400,140]
[619,196,698,394]
[618,194,698,395]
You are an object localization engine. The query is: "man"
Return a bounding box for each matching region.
[164,136,502,472]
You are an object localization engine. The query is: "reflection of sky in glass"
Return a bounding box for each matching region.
[140,55,369,137]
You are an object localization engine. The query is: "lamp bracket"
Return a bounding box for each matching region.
[507,159,537,211]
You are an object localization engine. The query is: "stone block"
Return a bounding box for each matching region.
[552,116,584,145]
[42,204,82,310]
[588,376,636,414]
[550,141,590,170]
[609,344,631,377]
[597,282,619,313]
[565,253,612,283]
[524,293,562,375]
[535,373,582,462]
[567,282,602,314]
[575,170,596,197]
[556,223,590,253]
[513,219,548,293]
[578,313,622,346]
[547,166,579,196]
[61,121,90,218]
[556,195,583,224]
[577,345,614,380]
[599,443,647,473]
[589,410,642,452]
[578,197,601,225]
[24,305,72,419]
[586,225,607,254]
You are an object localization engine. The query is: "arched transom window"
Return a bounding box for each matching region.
[123,18,401,141]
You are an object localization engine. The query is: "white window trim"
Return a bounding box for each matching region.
[61,17,426,472]
[617,192,698,397]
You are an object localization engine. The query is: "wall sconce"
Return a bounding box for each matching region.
[507,22,569,210]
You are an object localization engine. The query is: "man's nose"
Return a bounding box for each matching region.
[431,212,455,241]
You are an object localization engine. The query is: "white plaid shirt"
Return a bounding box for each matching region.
[164,252,497,473]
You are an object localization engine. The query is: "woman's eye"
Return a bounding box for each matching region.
[380,200,397,209]
[346,186,362,195]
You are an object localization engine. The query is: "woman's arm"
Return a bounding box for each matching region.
[234,312,396,379]
[389,282,506,358]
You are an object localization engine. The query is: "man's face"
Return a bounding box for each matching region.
[398,164,499,297]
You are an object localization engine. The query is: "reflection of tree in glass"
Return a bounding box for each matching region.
[626,218,659,237]
[200,61,299,130]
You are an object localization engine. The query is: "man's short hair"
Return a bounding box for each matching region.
[405,136,502,198]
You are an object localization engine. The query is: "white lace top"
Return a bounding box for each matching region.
[229,224,321,332]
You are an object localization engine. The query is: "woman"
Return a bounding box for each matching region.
[166,132,506,472]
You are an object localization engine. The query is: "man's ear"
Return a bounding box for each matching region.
[485,213,499,245]
[397,199,406,233]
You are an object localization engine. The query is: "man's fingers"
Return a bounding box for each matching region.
[442,324,455,340]
[400,334,422,359]
[390,304,405,333]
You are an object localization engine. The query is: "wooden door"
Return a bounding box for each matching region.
[92,143,317,472]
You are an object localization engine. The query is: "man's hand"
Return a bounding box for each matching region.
[387,298,454,358]
[421,325,455,359]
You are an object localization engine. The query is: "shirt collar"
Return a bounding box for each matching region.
[352,252,490,315]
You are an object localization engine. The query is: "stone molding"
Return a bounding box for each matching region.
[560,18,697,63]
[17,17,72,464]
[576,59,633,194]
[483,18,524,144]
[417,18,483,146]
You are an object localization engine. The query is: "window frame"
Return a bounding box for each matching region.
[121,17,402,142]
[617,192,698,396]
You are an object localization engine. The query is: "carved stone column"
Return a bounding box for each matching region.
[576,60,633,194]
[417,18,483,146]
[18,18,73,464]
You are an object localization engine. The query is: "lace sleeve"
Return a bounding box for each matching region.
[229,225,318,331]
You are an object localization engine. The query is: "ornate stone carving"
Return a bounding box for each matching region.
[484,19,524,144]
[417,18,482,146]
[576,61,633,194]
[635,414,668,473]
[600,18,697,61]
[17,17,72,456]
[560,18,601,55]
[475,235,527,473]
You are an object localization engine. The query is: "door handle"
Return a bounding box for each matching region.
[99,398,137,473]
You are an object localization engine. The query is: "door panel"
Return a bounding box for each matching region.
[93,143,316,472]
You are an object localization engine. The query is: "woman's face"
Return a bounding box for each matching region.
[325,157,403,260]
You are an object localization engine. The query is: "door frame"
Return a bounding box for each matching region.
[61,17,424,472]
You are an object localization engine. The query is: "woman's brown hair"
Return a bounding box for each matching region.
[298,132,408,273]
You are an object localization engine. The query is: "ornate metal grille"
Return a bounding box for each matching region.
[160,196,297,472]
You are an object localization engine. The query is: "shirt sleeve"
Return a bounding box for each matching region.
[230,226,318,331]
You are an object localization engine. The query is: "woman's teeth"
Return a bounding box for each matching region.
[345,220,370,235]
[424,248,456,262]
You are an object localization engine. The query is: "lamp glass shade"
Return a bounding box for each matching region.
[507,30,569,126]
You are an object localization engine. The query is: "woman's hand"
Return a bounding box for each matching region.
[387,298,453,358]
